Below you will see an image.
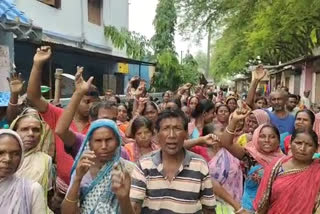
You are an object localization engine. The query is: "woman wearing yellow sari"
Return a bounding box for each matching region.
[10,108,53,213]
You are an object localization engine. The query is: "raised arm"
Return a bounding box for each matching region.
[111,164,141,214]
[55,67,93,148]
[6,72,24,123]
[245,65,266,109]
[61,151,96,214]
[184,134,219,149]
[52,68,63,106]
[27,46,52,113]
[220,108,250,160]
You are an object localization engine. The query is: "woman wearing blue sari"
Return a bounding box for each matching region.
[61,119,134,214]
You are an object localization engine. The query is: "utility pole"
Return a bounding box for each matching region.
[206,28,211,79]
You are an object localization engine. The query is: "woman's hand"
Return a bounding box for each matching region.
[231,108,251,123]
[111,163,131,200]
[33,46,52,66]
[253,65,267,81]
[75,151,96,180]
[7,72,24,95]
[136,97,148,114]
[201,134,220,146]
[74,66,94,95]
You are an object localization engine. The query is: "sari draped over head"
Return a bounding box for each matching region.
[71,119,122,214]
[254,156,320,213]
[10,111,52,204]
[245,124,284,168]
[252,109,270,125]
[0,129,33,214]
[314,113,320,145]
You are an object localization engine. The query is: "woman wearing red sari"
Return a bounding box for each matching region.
[254,129,320,214]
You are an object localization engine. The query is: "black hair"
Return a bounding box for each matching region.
[255,96,268,104]
[142,102,158,115]
[291,128,318,149]
[118,103,132,120]
[191,101,206,118]
[155,109,188,132]
[261,124,280,141]
[295,109,315,127]
[89,101,118,121]
[131,116,153,137]
[114,96,121,104]
[200,99,215,113]
[167,98,181,109]
[207,92,214,100]
[226,97,237,105]
[288,94,298,100]
[85,85,100,98]
[215,104,230,114]
[203,124,215,136]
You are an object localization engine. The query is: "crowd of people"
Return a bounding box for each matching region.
[0,46,320,214]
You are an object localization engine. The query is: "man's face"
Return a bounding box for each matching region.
[157,117,187,156]
[304,91,310,98]
[97,107,118,121]
[286,97,297,111]
[270,92,286,112]
[78,95,98,118]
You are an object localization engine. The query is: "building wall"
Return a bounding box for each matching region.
[14,0,128,56]
[0,31,14,91]
[14,41,120,97]
[288,75,295,94]
[123,64,151,93]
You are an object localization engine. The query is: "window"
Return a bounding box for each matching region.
[37,0,61,8]
[88,0,102,25]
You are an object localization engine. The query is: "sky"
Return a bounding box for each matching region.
[128,0,207,58]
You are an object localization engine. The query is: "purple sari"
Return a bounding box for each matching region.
[208,148,243,202]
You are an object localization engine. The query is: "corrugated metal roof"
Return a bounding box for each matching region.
[0,0,30,24]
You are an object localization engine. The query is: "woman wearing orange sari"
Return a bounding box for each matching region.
[254,129,320,213]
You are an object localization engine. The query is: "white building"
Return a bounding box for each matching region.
[11,0,154,96]
[15,0,129,57]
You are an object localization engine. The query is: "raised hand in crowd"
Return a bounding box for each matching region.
[75,66,94,96]
[6,72,25,123]
[7,72,24,95]
[246,64,267,109]
[252,65,267,81]
[27,46,52,113]
[111,163,138,214]
[33,46,52,65]
[75,151,96,179]
[55,66,94,148]
[111,163,131,200]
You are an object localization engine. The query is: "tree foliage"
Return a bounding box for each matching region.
[104,0,201,92]
[151,0,200,91]
[104,26,152,61]
[177,0,320,80]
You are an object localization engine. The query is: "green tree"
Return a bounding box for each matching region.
[177,0,320,78]
[104,26,153,60]
[105,0,202,92]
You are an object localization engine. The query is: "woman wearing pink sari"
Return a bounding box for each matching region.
[220,108,284,212]
[254,129,320,213]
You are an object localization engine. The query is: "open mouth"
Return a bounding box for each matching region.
[167,143,178,149]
